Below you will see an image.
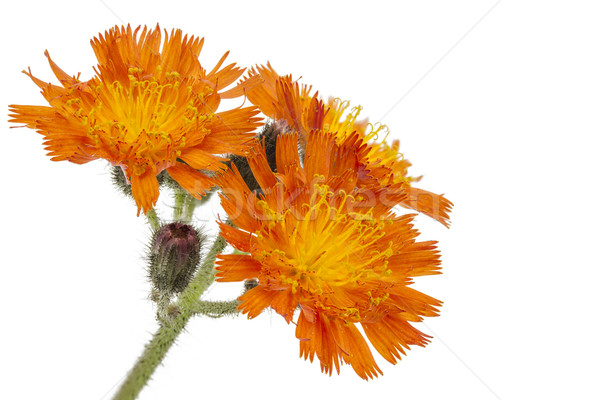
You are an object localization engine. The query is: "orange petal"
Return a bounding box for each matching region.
[217,163,260,232]
[330,319,382,380]
[166,163,213,199]
[362,313,432,365]
[297,313,342,376]
[9,105,56,129]
[44,50,80,87]
[387,240,442,278]
[130,171,159,216]
[220,74,262,99]
[218,222,252,253]
[387,286,442,318]
[270,289,298,323]
[212,63,246,92]
[238,286,276,318]
[401,186,453,227]
[202,107,262,153]
[179,148,227,171]
[275,133,301,174]
[244,64,279,117]
[304,130,335,180]
[215,254,262,282]
[246,141,278,190]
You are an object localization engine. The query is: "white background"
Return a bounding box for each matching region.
[1,1,599,399]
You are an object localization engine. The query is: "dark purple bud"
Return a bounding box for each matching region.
[148,222,204,294]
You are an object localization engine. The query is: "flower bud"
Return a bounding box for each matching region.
[110,166,133,197]
[244,278,259,292]
[148,222,204,295]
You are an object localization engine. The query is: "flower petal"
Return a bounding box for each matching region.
[238,286,277,318]
[179,148,227,171]
[167,163,212,199]
[130,171,159,216]
[362,313,432,365]
[216,254,262,282]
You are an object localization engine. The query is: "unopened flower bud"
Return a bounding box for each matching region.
[244,278,259,292]
[110,166,133,197]
[148,222,204,295]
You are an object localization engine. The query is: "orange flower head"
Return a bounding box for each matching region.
[217,131,442,379]
[9,25,262,214]
[242,63,453,226]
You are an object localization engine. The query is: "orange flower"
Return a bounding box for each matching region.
[243,64,452,226]
[216,131,442,379]
[9,25,261,214]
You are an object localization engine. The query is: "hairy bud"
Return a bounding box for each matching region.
[110,166,133,197]
[244,278,259,292]
[148,222,204,295]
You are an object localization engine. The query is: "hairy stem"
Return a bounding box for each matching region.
[146,209,160,231]
[112,234,228,400]
[155,292,173,324]
[182,193,197,223]
[172,189,186,221]
[193,299,240,318]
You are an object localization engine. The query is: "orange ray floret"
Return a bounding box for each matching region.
[216,131,442,379]
[9,24,262,215]
[242,63,453,226]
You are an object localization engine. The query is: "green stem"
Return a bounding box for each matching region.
[112,234,228,400]
[146,209,160,231]
[155,292,173,324]
[193,299,240,318]
[172,189,185,221]
[182,193,197,223]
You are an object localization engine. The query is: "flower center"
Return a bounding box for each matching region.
[255,188,393,295]
[65,72,214,175]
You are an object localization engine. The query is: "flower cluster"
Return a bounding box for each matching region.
[9,25,451,381]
